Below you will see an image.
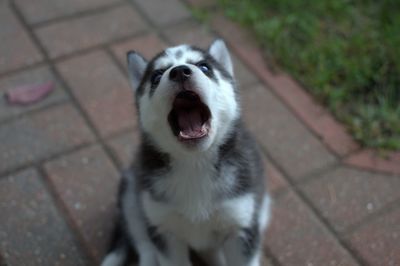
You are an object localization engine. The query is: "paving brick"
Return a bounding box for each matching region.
[106,130,140,168]
[0,168,89,265]
[15,0,121,24]
[346,149,400,176]
[232,55,259,88]
[347,207,400,266]
[263,74,359,157]
[263,155,288,193]
[134,0,190,26]
[261,255,273,266]
[0,103,94,173]
[265,190,358,266]
[0,65,67,122]
[0,2,42,73]
[242,85,336,179]
[300,167,400,233]
[185,0,216,8]
[36,5,147,58]
[57,51,136,137]
[111,33,167,69]
[163,20,215,48]
[44,145,120,262]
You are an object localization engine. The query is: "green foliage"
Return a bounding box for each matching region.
[191,7,211,22]
[219,0,400,150]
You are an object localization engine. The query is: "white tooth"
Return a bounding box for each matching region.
[179,131,188,138]
[180,131,193,139]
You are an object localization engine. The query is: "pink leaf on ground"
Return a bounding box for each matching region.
[4,81,54,105]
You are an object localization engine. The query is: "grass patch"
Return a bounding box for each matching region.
[218,0,400,150]
[191,7,211,22]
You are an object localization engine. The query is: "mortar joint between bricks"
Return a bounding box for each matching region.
[35,165,98,264]
[125,0,196,41]
[43,29,150,63]
[30,1,127,29]
[0,141,96,180]
[257,143,365,265]
[342,197,400,236]
[289,184,367,265]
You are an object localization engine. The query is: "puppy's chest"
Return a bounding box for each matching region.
[145,192,241,250]
[153,161,223,221]
[161,206,236,249]
[144,160,249,249]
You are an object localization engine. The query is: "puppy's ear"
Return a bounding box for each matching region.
[127,51,148,90]
[208,39,233,76]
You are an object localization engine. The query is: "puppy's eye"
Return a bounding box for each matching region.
[151,70,163,85]
[197,62,211,74]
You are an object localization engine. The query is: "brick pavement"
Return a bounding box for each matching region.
[0,0,399,265]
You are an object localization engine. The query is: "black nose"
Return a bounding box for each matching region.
[169,65,192,82]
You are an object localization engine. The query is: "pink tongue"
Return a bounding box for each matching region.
[177,109,204,138]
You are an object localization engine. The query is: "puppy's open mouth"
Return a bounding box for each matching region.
[168,91,211,142]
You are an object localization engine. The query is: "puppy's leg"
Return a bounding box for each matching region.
[101,177,133,266]
[155,235,191,266]
[223,227,262,266]
[101,244,129,266]
[122,173,159,266]
[198,248,226,266]
[101,235,128,266]
[123,204,159,266]
[223,195,271,266]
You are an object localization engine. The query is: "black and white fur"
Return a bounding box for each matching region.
[101,40,271,266]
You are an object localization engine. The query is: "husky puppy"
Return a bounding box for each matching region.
[101,40,271,266]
